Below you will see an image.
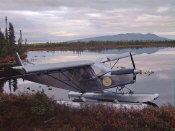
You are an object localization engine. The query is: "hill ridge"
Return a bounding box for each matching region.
[73,33,170,41]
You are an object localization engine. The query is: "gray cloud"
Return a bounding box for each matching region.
[0,0,174,42]
[0,0,175,11]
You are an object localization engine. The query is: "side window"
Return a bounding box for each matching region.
[80,66,95,80]
[68,68,81,81]
[68,66,96,81]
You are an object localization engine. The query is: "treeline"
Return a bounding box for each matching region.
[0,17,26,57]
[26,40,175,51]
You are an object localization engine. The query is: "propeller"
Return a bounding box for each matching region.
[98,52,138,79]
[130,52,136,69]
[130,52,137,81]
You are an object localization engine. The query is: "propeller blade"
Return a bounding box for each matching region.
[134,73,137,82]
[130,52,136,69]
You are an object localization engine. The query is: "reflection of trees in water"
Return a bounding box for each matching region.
[12,79,18,92]
[9,80,12,93]
[9,79,18,93]
[0,79,18,93]
[0,81,5,93]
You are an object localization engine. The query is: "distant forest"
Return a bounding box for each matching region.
[0,17,26,57]
[26,40,175,51]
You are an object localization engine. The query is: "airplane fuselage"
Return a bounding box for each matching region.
[24,62,138,93]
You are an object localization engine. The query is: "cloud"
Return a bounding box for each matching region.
[0,0,174,11]
[51,31,78,37]
[156,7,169,13]
[0,0,175,42]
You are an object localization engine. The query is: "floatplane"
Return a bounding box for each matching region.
[0,52,159,109]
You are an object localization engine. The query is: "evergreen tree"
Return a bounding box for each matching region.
[5,16,8,44]
[0,29,5,44]
[0,29,6,56]
[17,30,23,54]
[0,17,26,57]
[8,22,15,45]
[25,38,27,44]
[18,30,22,45]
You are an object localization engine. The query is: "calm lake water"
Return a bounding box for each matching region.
[1,47,175,106]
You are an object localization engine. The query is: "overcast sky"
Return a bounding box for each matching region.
[0,0,175,42]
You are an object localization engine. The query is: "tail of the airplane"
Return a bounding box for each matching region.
[15,52,23,66]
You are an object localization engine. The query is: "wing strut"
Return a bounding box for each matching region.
[130,52,136,69]
[111,59,119,69]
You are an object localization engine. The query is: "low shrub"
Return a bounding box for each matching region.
[0,93,174,131]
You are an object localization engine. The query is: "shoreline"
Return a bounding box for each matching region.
[26,43,175,51]
[0,42,174,69]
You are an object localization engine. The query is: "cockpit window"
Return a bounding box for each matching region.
[80,67,91,80]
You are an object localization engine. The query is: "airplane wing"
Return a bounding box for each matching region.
[0,60,94,81]
[13,60,94,73]
[1,59,105,93]
[97,52,136,63]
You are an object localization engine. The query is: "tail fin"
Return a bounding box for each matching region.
[15,52,23,66]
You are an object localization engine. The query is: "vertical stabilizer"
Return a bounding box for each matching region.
[15,52,23,66]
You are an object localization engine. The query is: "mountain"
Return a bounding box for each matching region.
[74,33,170,41]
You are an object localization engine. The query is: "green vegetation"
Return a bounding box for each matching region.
[0,17,27,72]
[26,40,175,52]
[0,16,26,58]
[0,92,174,130]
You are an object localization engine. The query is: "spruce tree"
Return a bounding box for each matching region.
[18,30,22,45]
[7,22,16,56]
[18,30,23,54]
[8,22,15,45]
[0,29,6,56]
[0,29,5,44]
[5,16,8,44]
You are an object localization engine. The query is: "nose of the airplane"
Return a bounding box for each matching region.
[134,69,142,74]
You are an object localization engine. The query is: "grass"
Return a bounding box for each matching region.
[0,92,174,131]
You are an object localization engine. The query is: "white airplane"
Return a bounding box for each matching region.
[0,52,159,106]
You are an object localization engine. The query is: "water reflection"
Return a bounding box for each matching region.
[12,79,18,92]
[0,81,5,93]
[0,79,18,93]
[2,47,175,106]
